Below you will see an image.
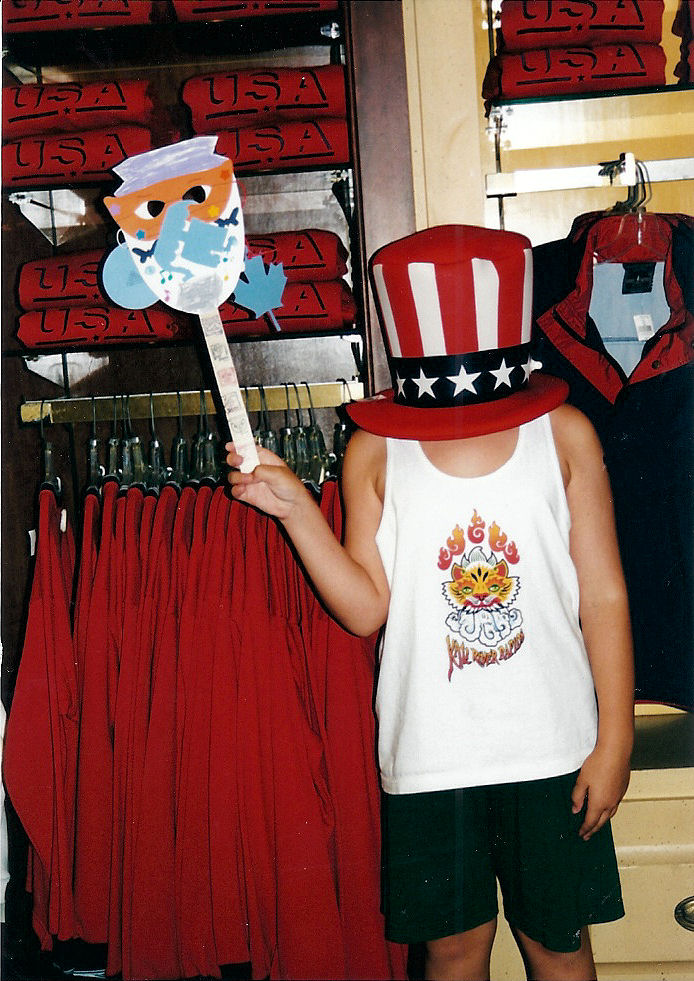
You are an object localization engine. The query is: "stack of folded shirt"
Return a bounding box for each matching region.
[182,64,349,173]
[2,79,158,188]
[218,229,357,337]
[15,230,357,347]
[2,0,153,32]
[482,0,666,109]
[673,0,694,84]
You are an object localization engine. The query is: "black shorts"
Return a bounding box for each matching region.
[381,770,625,952]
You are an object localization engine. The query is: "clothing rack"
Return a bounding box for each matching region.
[485,152,694,198]
[20,381,364,426]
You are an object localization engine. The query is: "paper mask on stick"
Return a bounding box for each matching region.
[102,136,265,471]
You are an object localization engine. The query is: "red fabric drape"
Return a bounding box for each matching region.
[3,81,152,140]
[2,0,154,32]
[2,125,153,188]
[497,0,664,51]
[183,65,345,132]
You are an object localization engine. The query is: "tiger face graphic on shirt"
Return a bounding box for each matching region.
[439,510,524,680]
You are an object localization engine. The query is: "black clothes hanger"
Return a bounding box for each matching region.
[145,393,167,490]
[290,381,310,481]
[106,395,121,482]
[279,383,297,473]
[86,396,104,491]
[171,391,190,487]
[301,380,328,485]
[39,400,61,494]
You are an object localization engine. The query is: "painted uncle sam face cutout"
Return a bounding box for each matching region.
[102,136,244,315]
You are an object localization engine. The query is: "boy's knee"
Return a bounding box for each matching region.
[425,919,497,979]
[514,926,596,981]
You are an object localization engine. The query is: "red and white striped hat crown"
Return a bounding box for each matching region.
[347,224,567,439]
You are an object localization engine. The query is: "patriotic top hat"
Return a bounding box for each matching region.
[347,224,568,440]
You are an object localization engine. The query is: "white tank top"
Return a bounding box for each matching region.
[375,412,598,795]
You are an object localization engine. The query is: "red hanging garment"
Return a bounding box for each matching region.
[235,509,347,980]
[73,489,101,699]
[2,125,153,188]
[3,489,78,948]
[291,483,407,980]
[245,230,348,282]
[497,0,664,52]
[73,479,120,943]
[172,0,338,21]
[128,484,196,980]
[3,80,153,140]
[107,485,146,977]
[482,42,665,105]
[183,65,346,132]
[17,305,184,349]
[122,485,179,980]
[2,0,154,32]
[175,483,221,979]
[215,118,349,173]
[209,496,250,969]
[217,280,357,337]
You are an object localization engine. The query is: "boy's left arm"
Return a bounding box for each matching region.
[552,405,635,841]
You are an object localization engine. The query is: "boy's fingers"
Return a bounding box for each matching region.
[571,775,588,813]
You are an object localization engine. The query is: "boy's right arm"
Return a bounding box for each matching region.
[226,429,390,636]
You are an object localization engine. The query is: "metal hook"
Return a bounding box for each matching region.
[337,377,353,402]
[301,381,316,426]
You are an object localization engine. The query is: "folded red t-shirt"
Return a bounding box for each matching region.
[215,118,348,173]
[483,43,666,103]
[172,0,337,20]
[2,125,153,188]
[498,0,664,51]
[3,80,153,139]
[18,251,104,310]
[245,229,348,282]
[3,0,153,32]
[17,305,183,348]
[218,280,357,336]
[183,65,345,131]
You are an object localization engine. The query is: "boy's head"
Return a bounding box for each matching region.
[347,224,567,440]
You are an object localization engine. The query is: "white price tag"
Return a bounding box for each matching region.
[198,309,259,473]
[633,313,655,341]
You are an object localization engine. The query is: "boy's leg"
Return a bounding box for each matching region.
[425,918,497,981]
[512,925,596,981]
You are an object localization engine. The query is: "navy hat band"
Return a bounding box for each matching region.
[390,343,535,409]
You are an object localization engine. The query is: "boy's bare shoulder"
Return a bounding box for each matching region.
[343,428,387,496]
[549,404,604,486]
[550,403,600,449]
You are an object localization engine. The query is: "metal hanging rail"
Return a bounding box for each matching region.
[486,153,694,198]
[20,380,364,425]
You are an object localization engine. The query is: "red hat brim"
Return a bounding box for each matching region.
[346,372,569,440]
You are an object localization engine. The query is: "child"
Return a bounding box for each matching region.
[227,225,634,981]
